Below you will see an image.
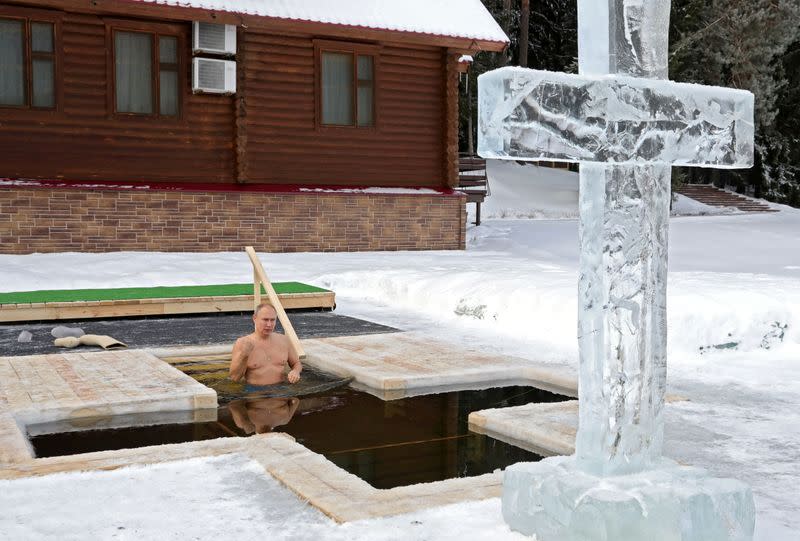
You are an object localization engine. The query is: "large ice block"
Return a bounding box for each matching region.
[503,456,755,541]
[478,67,755,168]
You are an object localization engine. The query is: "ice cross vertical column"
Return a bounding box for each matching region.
[575,0,672,476]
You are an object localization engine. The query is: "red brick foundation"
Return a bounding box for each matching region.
[0,185,467,254]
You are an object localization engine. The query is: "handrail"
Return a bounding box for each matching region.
[244,246,306,359]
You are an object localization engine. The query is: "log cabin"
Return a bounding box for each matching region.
[0,0,507,254]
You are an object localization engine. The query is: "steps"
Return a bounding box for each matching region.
[458,154,489,225]
[675,184,778,212]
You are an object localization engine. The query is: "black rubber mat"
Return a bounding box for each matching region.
[0,311,398,356]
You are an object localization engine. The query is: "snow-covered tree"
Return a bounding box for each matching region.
[459,0,577,152]
[670,0,800,203]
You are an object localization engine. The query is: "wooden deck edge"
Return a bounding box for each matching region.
[0,292,335,322]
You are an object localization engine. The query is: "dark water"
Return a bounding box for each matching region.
[30,363,570,489]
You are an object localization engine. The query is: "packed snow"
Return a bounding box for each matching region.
[472,161,743,221]
[134,0,509,43]
[0,454,527,540]
[0,162,798,540]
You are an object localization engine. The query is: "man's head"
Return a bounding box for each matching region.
[252,302,278,337]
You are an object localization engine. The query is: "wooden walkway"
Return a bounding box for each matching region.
[676,184,778,212]
[0,289,335,323]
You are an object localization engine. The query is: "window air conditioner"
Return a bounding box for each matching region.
[192,21,236,55]
[192,58,236,94]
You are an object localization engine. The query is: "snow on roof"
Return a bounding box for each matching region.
[134,0,509,44]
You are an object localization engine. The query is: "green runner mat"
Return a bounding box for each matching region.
[0,282,330,305]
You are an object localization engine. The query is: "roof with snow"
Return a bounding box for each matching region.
[134,0,509,45]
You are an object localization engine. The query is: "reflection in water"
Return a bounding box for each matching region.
[229,397,300,434]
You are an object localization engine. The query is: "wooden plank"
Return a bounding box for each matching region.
[280,294,335,310]
[253,269,261,307]
[245,247,306,359]
[0,292,334,323]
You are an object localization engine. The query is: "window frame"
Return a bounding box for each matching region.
[105,18,185,120]
[0,6,62,112]
[314,39,380,130]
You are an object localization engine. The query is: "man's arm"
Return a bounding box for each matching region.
[229,337,253,382]
[286,340,302,384]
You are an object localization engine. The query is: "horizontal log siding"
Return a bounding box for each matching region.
[243,32,445,187]
[0,187,466,253]
[0,11,234,183]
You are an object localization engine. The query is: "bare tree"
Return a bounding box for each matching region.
[499,0,512,66]
[520,0,530,67]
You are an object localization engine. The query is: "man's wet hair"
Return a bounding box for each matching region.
[253,302,277,317]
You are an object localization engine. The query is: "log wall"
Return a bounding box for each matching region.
[0,9,235,183]
[0,5,449,188]
[242,32,445,187]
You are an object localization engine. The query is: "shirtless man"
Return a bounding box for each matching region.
[229,303,302,385]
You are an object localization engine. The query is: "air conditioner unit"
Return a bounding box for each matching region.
[192,21,236,55]
[192,57,236,94]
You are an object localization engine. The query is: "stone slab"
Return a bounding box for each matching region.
[0,350,217,463]
[469,395,691,459]
[0,432,503,523]
[470,401,579,457]
[301,332,578,399]
[0,412,32,464]
[0,333,580,522]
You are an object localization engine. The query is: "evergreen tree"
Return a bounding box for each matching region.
[459,0,577,153]
[670,0,800,204]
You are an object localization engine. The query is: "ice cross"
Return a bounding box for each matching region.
[479,0,754,479]
[480,4,756,538]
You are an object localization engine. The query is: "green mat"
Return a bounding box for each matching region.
[0,282,330,305]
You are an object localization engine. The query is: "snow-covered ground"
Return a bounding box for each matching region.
[1,162,798,540]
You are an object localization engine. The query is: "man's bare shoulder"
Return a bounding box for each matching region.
[234,335,256,352]
[271,332,290,346]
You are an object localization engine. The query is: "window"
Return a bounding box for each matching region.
[113,29,179,117]
[0,17,56,108]
[316,41,377,127]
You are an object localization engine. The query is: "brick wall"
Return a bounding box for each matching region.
[0,187,466,254]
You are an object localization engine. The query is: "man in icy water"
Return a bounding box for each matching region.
[229,302,302,385]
